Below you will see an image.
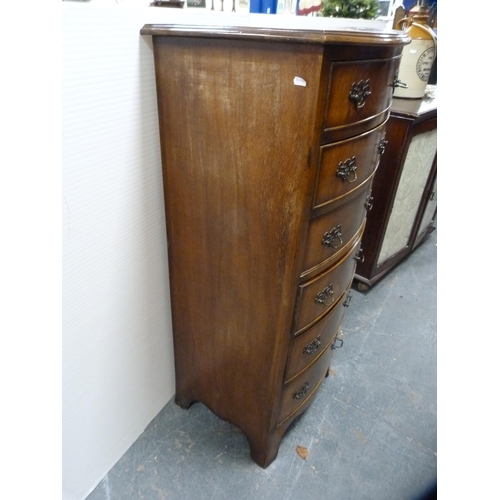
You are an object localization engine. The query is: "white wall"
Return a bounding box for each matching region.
[62,5,176,500]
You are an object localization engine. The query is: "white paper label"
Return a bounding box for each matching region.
[293,76,307,87]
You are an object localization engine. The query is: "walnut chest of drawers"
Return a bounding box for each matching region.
[141,22,409,468]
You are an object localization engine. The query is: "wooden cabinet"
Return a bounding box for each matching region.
[142,22,409,468]
[354,95,437,290]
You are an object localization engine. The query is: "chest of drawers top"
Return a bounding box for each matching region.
[141,22,409,42]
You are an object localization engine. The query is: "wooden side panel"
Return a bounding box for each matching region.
[152,36,323,444]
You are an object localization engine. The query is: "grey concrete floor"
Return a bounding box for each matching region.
[87,230,437,500]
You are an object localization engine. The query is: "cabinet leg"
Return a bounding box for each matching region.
[247,429,284,469]
[174,394,195,410]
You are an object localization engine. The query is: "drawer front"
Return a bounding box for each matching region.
[313,121,385,210]
[285,287,349,383]
[323,57,400,133]
[278,342,334,424]
[293,238,360,335]
[302,182,371,276]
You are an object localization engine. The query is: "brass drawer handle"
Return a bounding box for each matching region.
[349,79,371,108]
[391,76,408,89]
[315,283,335,307]
[322,224,343,249]
[303,335,322,355]
[330,338,344,350]
[354,247,364,263]
[294,381,309,399]
[364,194,374,211]
[343,293,352,308]
[337,156,358,183]
[378,138,388,155]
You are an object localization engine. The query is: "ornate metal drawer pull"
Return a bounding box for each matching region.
[315,283,335,307]
[322,224,343,249]
[354,247,364,263]
[378,138,388,155]
[303,335,322,355]
[391,76,408,89]
[330,338,344,350]
[337,156,358,183]
[343,293,352,308]
[349,79,371,108]
[294,381,309,399]
[364,194,374,211]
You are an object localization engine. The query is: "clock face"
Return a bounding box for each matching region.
[416,47,435,81]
